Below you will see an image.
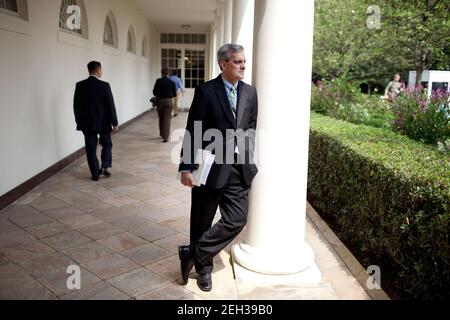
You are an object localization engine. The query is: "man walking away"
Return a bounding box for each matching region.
[169,69,186,117]
[153,68,177,142]
[73,61,119,181]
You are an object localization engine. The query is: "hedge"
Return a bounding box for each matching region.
[308,112,450,299]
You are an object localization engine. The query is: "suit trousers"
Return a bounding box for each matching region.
[190,164,250,274]
[157,98,173,141]
[83,132,113,178]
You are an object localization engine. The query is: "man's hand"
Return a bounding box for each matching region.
[113,125,119,132]
[181,172,196,188]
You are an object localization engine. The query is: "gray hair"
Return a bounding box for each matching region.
[217,44,244,63]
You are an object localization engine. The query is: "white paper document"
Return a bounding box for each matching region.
[177,149,215,187]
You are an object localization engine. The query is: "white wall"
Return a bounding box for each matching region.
[408,70,450,97]
[0,0,154,196]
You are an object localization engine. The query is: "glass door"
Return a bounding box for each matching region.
[161,48,206,110]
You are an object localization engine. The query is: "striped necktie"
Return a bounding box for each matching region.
[229,86,237,116]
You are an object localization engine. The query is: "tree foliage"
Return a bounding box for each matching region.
[379,0,450,83]
[313,0,450,85]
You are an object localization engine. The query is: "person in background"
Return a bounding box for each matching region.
[169,69,186,117]
[153,68,177,142]
[385,73,402,102]
[73,61,118,181]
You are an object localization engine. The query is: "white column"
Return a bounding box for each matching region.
[232,0,254,84]
[209,25,218,79]
[224,0,233,44]
[216,9,225,50]
[232,0,319,278]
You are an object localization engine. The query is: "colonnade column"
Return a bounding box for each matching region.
[232,0,320,280]
[231,0,254,84]
[216,9,225,51]
[209,24,218,78]
[223,0,233,44]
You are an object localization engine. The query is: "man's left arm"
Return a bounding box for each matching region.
[248,88,258,130]
[179,78,185,93]
[245,88,258,166]
[106,83,119,130]
[73,84,81,127]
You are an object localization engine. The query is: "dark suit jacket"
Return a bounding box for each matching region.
[73,76,118,133]
[153,76,177,99]
[179,75,258,189]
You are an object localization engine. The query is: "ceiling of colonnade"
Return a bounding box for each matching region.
[133,0,221,28]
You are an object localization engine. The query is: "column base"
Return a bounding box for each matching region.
[232,243,321,285]
[231,241,320,278]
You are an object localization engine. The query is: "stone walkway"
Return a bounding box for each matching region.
[0,111,377,300]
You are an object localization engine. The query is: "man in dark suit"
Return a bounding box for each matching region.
[153,68,177,143]
[178,44,258,292]
[74,61,118,181]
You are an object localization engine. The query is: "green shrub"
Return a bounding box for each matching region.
[363,95,395,129]
[308,112,450,299]
[312,78,365,119]
[312,78,394,127]
[392,88,450,145]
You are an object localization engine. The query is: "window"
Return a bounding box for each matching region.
[102,12,117,48]
[142,35,148,58]
[0,0,18,13]
[127,26,136,54]
[184,50,205,89]
[161,48,182,80]
[0,0,28,20]
[59,0,88,38]
[103,15,116,47]
[431,82,449,93]
[160,33,207,44]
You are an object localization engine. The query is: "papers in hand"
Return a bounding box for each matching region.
[178,149,215,187]
[195,149,215,186]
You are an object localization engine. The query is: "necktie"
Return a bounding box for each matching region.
[229,86,237,116]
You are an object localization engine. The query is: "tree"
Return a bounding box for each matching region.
[313,0,450,87]
[378,0,450,85]
[313,0,371,80]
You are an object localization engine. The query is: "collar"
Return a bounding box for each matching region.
[221,75,239,89]
[89,75,100,80]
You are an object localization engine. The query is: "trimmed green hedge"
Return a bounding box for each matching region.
[308,112,450,299]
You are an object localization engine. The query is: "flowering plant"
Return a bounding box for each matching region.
[392,84,450,145]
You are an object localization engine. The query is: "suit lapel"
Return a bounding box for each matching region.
[214,76,236,128]
[236,81,248,128]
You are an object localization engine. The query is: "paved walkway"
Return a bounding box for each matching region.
[0,111,376,300]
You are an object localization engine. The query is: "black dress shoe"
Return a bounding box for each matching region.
[197,273,212,292]
[178,246,195,285]
[101,169,111,177]
[92,176,99,181]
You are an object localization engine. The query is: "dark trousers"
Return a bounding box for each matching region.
[190,165,250,274]
[83,131,113,178]
[157,98,173,141]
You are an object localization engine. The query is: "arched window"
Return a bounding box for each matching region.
[141,35,148,58]
[127,26,136,54]
[103,12,118,48]
[59,0,88,38]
